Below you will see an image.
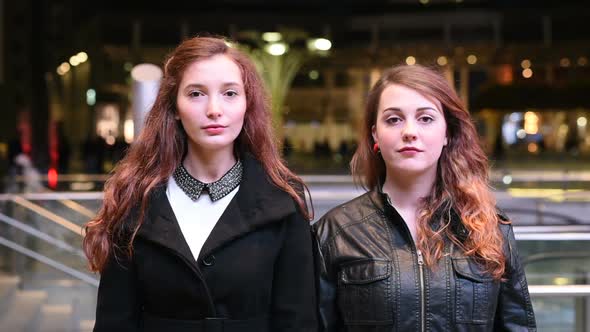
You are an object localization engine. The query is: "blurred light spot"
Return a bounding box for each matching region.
[69,55,80,67]
[309,70,319,80]
[524,111,539,134]
[106,136,116,146]
[77,52,88,63]
[48,168,58,189]
[86,89,96,106]
[124,119,134,144]
[437,56,448,66]
[497,64,513,85]
[57,62,70,76]
[527,143,538,153]
[312,38,332,51]
[553,277,570,286]
[509,112,522,122]
[262,32,282,42]
[265,42,287,56]
[560,58,571,67]
[466,54,477,65]
[406,56,416,65]
[522,68,533,78]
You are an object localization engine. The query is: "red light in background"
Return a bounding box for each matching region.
[48,168,58,189]
[496,64,514,85]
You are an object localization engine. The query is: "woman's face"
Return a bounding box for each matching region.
[176,54,247,155]
[372,83,447,179]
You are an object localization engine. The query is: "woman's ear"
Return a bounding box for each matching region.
[371,125,378,145]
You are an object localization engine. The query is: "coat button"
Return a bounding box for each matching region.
[202,255,215,266]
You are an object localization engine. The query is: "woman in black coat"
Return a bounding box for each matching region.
[84,36,317,332]
[314,65,536,331]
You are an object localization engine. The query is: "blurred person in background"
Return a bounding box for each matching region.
[84,36,317,332]
[82,134,106,174]
[314,65,536,331]
[55,121,71,174]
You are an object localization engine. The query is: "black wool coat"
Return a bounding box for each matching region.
[93,155,318,332]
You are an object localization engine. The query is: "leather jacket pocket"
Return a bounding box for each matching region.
[337,259,394,326]
[452,257,499,325]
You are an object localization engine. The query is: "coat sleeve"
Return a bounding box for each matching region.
[494,223,537,331]
[270,210,318,332]
[312,219,343,332]
[93,248,141,332]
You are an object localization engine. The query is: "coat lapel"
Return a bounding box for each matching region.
[197,154,296,261]
[137,185,198,267]
[136,154,297,266]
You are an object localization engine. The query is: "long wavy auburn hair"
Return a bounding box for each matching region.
[84,36,311,273]
[351,64,508,279]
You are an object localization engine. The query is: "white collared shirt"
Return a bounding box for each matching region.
[166,175,239,260]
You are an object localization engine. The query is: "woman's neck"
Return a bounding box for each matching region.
[183,145,237,183]
[382,169,436,211]
[382,170,436,244]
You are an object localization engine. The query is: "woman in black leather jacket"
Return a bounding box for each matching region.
[313,65,536,331]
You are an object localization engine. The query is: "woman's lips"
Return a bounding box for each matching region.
[203,125,226,134]
[398,147,422,156]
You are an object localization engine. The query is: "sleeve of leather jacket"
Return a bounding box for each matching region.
[494,223,537,331]
[312,220,343,332]
[270,210,318,332]
[93,249,141,332]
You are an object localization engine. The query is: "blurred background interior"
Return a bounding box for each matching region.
[0,0,590,331]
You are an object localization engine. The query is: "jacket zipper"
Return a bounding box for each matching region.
[385,194,426,331]
[417,249,426,332]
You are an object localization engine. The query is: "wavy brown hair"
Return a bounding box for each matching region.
[84,36,311,273]
[351,64,507,279]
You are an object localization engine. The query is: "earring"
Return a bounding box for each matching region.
[373,143,380,154]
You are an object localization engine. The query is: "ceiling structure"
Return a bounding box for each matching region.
[60,0,589,47]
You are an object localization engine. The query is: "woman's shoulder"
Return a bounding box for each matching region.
[117,184,167,233]
[495,207,514,235]
[313,191,380,238]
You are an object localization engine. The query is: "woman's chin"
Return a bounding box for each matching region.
[388,163,438,178]
[189,138,235,153]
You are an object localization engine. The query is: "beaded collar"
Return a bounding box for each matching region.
[172,160,243,202]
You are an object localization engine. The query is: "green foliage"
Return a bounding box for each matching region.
[235,30,310,139]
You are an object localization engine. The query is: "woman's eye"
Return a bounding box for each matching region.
[188,91,203,98]
[225,90,238,97]
[386,117,401,124]
[419,116,434,123]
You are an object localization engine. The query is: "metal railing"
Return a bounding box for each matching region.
[530,285,590,296]
[0,192,99,287]
[1,187,590,331]
[0,236,98,287]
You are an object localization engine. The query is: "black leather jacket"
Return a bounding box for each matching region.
[313,190,536,332]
